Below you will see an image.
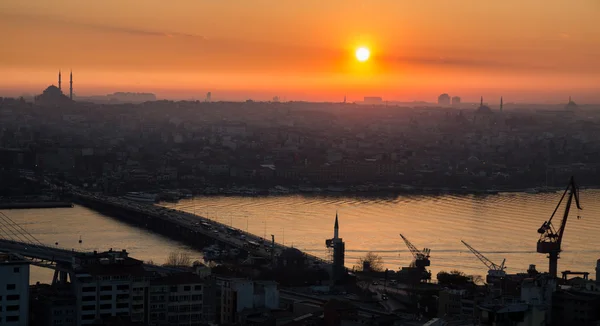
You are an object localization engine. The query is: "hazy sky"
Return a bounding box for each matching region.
[1,0,600,102]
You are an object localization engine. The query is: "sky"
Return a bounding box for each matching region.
[1,0,600,102]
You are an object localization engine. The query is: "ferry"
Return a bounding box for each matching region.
[122,192,157,203]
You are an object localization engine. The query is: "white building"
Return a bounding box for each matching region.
[70,250,148,325]
[0,252,30,325]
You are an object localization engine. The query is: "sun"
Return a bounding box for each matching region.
[355,47,370,62]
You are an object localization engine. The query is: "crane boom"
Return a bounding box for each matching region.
[400,234,429,260]
[461,240,505,271]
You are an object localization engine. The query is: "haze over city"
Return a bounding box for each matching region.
[1,0,600,102]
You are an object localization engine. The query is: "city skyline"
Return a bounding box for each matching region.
[1,1,600,102]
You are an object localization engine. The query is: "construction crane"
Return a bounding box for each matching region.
[461,240,506,283]
[400,234,430,269]
[537,176,582,278]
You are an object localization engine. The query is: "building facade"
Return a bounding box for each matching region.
[0,252,30,325]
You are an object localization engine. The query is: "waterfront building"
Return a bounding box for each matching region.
[0,252,30,325]
[70,250,149,325]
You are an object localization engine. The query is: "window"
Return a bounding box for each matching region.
[82,315,95,320]
[184,285,191,291]
[6,284,15,290]
[6,316,18,322]
[170,286,177,292]
[117,294,129,300]
[6,305,19,311]
[116,284,129,291]
[194,285,202,291]
[132,304,143,310]
[82,286,96,292]
[100,303,112,310]
[192,295,202,301]
[82,305,95,311]
[7,294,19,301]
[13,267,19,273]
[100,295,112,301]
[82,295,95,302]
[100,285,112,291]
[116,303,129,309]
[133,295,143,301]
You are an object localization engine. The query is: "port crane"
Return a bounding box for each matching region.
[461,240,506,284]
[400,234,431,269]
[537,176,582,278]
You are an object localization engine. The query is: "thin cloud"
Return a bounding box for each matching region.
[0,12,207,39]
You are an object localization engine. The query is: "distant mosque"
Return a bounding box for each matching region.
[34,70,74,106]
[565,96,578,110]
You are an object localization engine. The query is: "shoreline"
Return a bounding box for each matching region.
[151,184,597,202]
[0,201,73,209]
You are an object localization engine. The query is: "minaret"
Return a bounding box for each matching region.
[500,96,503,112]
[480,96,483,107]
[69,70,73,100]
[334,211,339,239]
[58,70,62,91]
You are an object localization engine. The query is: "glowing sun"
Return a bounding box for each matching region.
[355,47,370,62]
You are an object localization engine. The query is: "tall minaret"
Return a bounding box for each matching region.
[69,70,73,100]
[58,70,62,91]
[500,96,503,112]
[480,96,483,107]
[334,211,339,239]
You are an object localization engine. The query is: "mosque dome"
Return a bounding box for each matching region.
[281,247,304,260]
[476,105,492,114]
[565,97,578,110]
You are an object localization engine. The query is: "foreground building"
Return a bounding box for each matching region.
[0,252,30,325]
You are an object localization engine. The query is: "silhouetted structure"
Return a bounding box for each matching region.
[326,212,345,284]
[438,93,451,106]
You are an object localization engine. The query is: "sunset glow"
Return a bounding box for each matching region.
[0,0,599,102]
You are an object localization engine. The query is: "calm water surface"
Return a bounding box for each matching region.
[4,190,600,283]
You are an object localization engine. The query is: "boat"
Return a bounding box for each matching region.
[525,188,539,194]
[122,192,157,203]
[486,189,499,195]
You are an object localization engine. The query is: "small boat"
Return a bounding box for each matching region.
[525,188,539,194]
[486,189,499,195]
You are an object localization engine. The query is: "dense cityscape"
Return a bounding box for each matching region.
[3,79,600,197]
[0,77,600,326]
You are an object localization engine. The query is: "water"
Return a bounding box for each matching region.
[165,191,600,279]
[1,206,200,284]
[3,191,600,284]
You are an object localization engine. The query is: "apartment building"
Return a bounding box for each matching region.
[0,252,30,325]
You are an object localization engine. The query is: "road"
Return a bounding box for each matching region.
[46,179,330,266]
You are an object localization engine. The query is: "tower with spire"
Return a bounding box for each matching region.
[326,211,346,284]
[69,70,73,100]
[58,70,62,92]
[500,96,503,113]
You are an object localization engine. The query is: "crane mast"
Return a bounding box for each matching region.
[537,176,582,278]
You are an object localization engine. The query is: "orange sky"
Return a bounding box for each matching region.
[1,0,600,102]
